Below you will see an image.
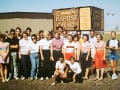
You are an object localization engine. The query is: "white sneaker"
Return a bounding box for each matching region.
[45,77,49,80]
[40,77,44,80]
[2,80,5,83]
[34,76,38,80]
[21,77,25,80]
[61,80,64,84]
[112,73,117,80]
[14,77,19,80]
[52,75,54,78]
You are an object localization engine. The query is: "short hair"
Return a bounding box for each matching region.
[22,31,28,36]
[111,31,116,35]
[26,27,32,32]
[73,34,79,41]
[39,30,44,34]
[16,27,22,32]
[96,34,103,40]
[83,34,89,41]
[59,53,64,58]
[31,34,37,39]
[56,26,63,30]
[10,28,15,33]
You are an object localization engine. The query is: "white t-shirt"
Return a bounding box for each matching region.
[89,36,97,49]
[69,62,82,74]
[19,39,30,55]
[108,39,119,48]
[63,42,76,53]
[39,38,51,50]
[29,41,39,53]
[55,61,66,72]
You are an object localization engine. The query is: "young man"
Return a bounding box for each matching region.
[106,31,120,80]
[51,54,68,86]
[6,29,19,80]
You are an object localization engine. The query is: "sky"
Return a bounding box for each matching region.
[0,0,120,30]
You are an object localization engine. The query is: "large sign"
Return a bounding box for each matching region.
[53,6,104,31]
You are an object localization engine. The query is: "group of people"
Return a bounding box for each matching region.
[0,26,119,85]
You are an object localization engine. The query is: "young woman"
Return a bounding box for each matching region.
[94,34,107,80]
[68,56,82,83]
[106,31,120,80]
[29,34,40,80]
[80,34,91,80]
[39,31,52,80]
[19,31,30,80]
[62,35,77,62]
[73,35,80,61]
[0,34,9,83]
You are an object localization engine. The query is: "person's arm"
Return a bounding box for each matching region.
[86,44,90,61]
[103,42,106,61]
[40,45,44,61]
[77,43,80,61]
[50,40,54,61]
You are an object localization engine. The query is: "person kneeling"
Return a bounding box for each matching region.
[68,57,83,83]
[51,54,69,86]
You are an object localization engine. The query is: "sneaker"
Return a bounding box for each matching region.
[40,77,44,80]
[45,77,49,80]
[34,76,38,80]
[52,75,54,78]
[14,77,19,80]
[112,73,117,80]
[51,82,56,86]
[61,80,64,84]
[21,77,25,80]
[2,80,5,83]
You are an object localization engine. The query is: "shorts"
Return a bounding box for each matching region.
[108,52,119,61]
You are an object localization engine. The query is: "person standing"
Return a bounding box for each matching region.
[0,34,10,83]
[29,34,40,80]
[106,31,120,80]
[94,34,107,80]
[50,31,64,76]
[19,31,30,80]
[39,31,52,80]
[6,29,19,80]
[80,34,91,80]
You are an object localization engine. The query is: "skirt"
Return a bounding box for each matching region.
[94,50,107,69]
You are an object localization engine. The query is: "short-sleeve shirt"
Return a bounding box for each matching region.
[29,41,39,54]
[19,38,30,55]
[51,38,64,51]
[95,41,105,50]
[81,41,90,53]
[55,61,66,72]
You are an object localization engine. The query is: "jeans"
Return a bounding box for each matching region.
[30,53,39,77]
[21,55,30,78]
[11,52,18,77]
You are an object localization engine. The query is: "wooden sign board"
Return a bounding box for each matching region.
[53,8,79,31]
[53,6,104,31]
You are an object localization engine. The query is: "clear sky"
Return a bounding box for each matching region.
[0,0,120,30]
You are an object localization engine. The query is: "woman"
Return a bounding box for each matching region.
[68,56,82,83]
[80,34,91,80]
[0,34,9,83]
[29,34,40,80]
[94,34,107,80]
[62,35,77,62]
[73,34,80,61]
[39,31,52,80]
[19,31,30,80]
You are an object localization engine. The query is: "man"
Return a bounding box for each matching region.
[106,31,120,80]
[6,29,19,80]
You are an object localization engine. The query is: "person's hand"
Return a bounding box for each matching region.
[19,54,21,60]
[86,57,88,61]
[41,56,44,61]
[50,56,54,61]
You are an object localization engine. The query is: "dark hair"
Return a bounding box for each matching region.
[70,56,75,61]
[83,34,89,41]
[0,34,5,41]
[59,53,64,58]
[10,28,15,33]
[73,34,79,41]
[16,27,22,33]
[68,34,73,40]
[96,34,103,40]
[111,31,116,35]
[26,27,32,32]
[39,30,44,34]
[31,34,37,39]
[90,30,95,33]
